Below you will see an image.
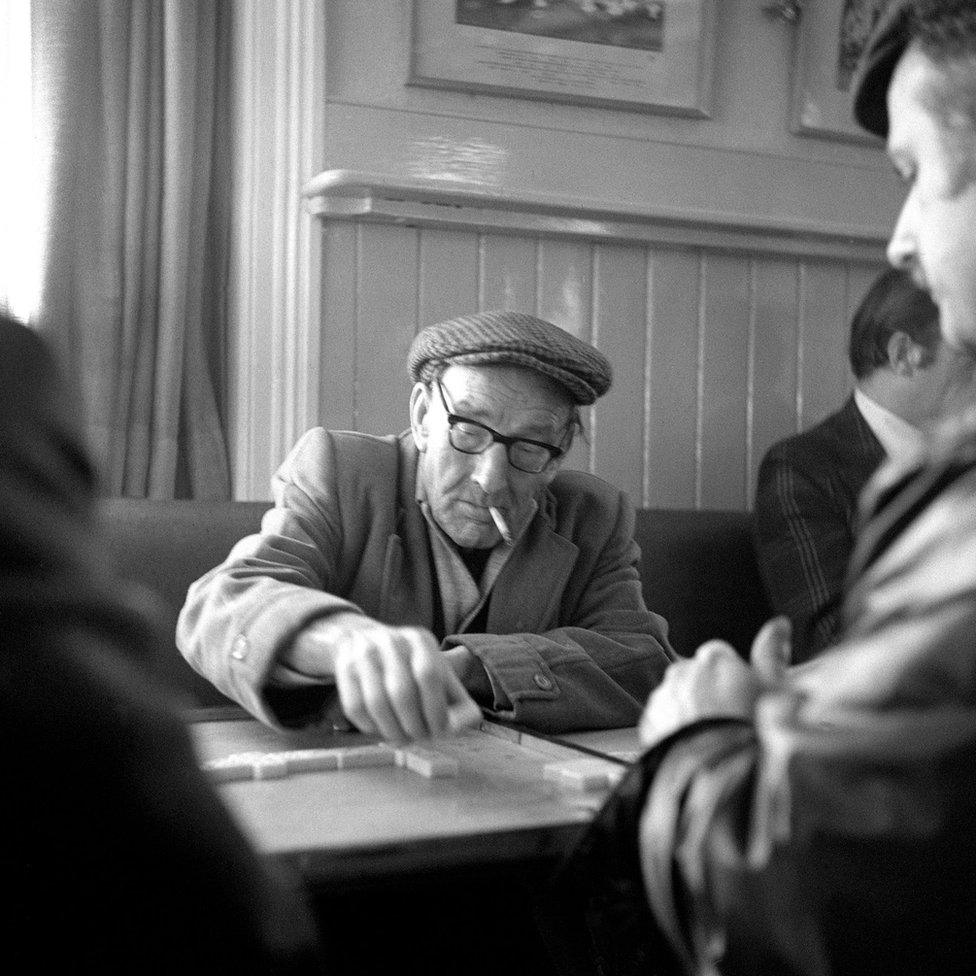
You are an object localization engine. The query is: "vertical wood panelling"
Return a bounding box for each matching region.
[417,228,479,330]
[355,224,419,435]
[644,248,701,508]
[590,243,649,501]
[798,261,853,430]
[478,235,538,312]
[314,219,879,512]
[536,239,594,342]
[318,221,358,431]
[699,254,753,509]
[536,238,594,472]
[749,259,800,504]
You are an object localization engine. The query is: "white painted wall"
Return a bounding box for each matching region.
[225,0,902,501]
[321,0,900,239]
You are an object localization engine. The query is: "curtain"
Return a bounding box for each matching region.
[31,0,231,499]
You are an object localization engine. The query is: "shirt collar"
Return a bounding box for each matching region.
[854,387,926,463]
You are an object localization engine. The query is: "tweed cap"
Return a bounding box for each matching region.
[408,311,612,405]
[852,0,913,138]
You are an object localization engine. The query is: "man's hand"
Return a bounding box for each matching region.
[333,623,481,743]
[638,616,791,748]
[290,617,481,743]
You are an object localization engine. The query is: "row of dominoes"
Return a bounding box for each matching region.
[478,720,629,793]
[202,743,460,783]
[542,758,628,793]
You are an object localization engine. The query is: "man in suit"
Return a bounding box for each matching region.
[753,267,975,661]
[0,313,321,971]
[178,311,672,741]
[553,4,976,975]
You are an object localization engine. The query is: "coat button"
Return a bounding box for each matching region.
[231,635,248,660]
[533,673,552,691]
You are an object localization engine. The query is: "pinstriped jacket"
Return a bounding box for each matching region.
[753,396,885,663]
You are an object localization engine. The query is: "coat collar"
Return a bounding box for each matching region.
[386,433,577,634]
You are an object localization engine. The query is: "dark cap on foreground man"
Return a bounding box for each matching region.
[178,310,672,741]
[551,4,976,975]
[853,0,917,138]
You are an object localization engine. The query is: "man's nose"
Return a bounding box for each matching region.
[886,197,916,273]
[471,442,510,497]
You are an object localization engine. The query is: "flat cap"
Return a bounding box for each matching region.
[852,0,913,138]
[408,310,612,405]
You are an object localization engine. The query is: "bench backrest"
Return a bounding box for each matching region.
[100,499,771,706]
[101,499,267,706]
[635,507,770,658]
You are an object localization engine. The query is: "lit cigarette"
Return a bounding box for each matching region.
[488,506,514,546]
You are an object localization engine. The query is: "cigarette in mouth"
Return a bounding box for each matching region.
[488,506,514,546]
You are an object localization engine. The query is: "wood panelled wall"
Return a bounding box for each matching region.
[305,180,885,513]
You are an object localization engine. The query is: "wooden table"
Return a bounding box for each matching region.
[187,710,640,975]
[188,710,629,889]
[559,726,642,763]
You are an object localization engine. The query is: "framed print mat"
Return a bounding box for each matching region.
[409,0,717,117]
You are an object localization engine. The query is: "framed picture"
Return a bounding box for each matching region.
[790,0,891,144]
[408,0,718,117]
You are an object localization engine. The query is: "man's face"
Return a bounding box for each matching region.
[410,363,572,549]
[886,44,976,353]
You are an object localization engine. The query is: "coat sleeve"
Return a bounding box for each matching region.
[637,700,976,976]
[638,460,976,976]
[753,447,855,662]
[176,428,369,727]
[446,488,674,732]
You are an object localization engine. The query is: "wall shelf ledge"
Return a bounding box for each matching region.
[303,169,886,262]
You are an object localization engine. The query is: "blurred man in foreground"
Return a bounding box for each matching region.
[0,312,320,970]
[556,4,976,975]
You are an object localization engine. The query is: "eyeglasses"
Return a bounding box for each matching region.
[435,379,566,474]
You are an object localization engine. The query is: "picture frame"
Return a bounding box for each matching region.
[789,0,889,145]
[408,0,718,118]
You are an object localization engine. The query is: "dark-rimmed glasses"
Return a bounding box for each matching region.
[435,379,565,474]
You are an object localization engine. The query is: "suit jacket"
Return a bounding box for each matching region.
[177,428,672,733]
[631,410,976,976]
[753,395,885,662]
[0,317,320,971]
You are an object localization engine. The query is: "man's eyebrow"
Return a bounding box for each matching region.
[446,395,490,420]
[450,396,565,436]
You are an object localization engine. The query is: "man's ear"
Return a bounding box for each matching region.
[887,331,923,376]
[409,382,431,450]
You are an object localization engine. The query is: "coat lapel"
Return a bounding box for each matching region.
[488,497,577,634]
[378,434,436,627]
[380,439,577,635]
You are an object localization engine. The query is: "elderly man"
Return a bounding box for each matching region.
[178,311,672,740]
[554,4,976,975]
[754,266,975,661]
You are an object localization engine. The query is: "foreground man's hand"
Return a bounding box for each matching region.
[638,616,791,748]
